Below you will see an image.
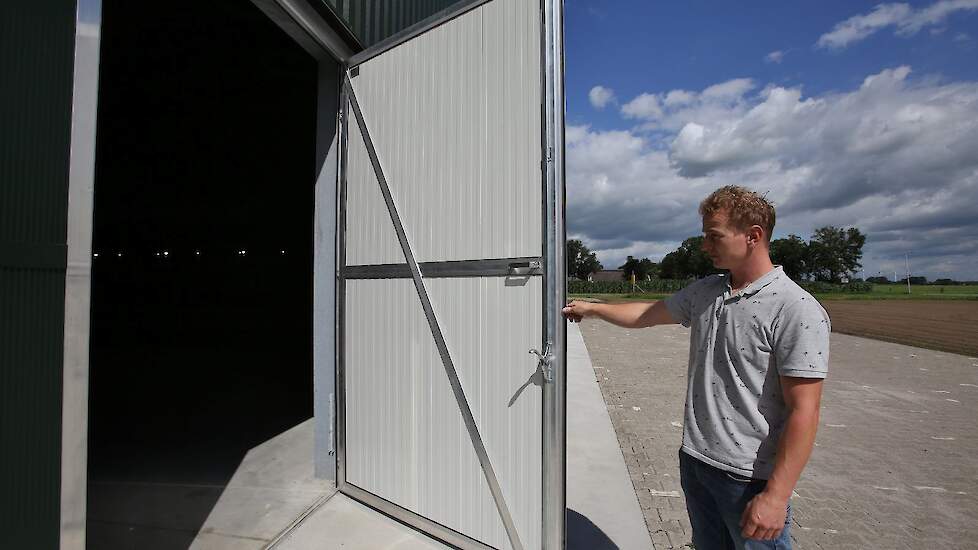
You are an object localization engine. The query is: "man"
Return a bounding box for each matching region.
[563,186,829,549]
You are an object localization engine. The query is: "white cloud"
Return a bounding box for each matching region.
[817,0,978,50]
[898,0,978,35]
[588,85,616,109]
[701,78,755,101]
[765,50,785,64]
[618,79,757,135]
[621,93,664,120]
[664,89,696,107]
[817,3,912,50]
[567,67,978,280]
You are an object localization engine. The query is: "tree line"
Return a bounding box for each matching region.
[568,226,867,284]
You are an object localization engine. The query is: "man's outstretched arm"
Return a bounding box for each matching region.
[562,300,677,328]
[740,376,823,541]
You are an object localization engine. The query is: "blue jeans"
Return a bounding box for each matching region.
[679,451,792,550]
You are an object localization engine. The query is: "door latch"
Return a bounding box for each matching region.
[529,342,555,383]
[508,260,542,276]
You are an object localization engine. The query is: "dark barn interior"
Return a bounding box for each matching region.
[87,1,321,546]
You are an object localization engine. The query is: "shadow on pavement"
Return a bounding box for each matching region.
[567,508,620,550]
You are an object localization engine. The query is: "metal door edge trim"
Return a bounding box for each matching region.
[62,1,102,547]
[335,69,350,490]
[345,77,525,550]
[540,0,568,548]
[252,0,355,61]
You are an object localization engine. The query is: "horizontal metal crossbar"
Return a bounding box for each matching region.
[344,257,543,279]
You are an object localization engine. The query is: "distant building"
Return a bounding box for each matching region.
[589,269,624,282]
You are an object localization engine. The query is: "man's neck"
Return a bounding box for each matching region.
[729,255,775,291]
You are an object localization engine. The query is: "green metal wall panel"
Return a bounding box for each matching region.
[321,0,462,48]
[0,0,77,547]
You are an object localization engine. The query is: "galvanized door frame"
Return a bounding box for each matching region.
[62,1,102,548]
[334,1,567,549]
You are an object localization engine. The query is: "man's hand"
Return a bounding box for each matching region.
[740,490,788,541]
[561,300,594,323]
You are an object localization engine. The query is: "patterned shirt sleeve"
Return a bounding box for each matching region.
[773,297,831,378]
[664,278,702,328]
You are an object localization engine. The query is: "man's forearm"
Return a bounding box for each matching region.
[587,302,656,328]
[763,406,819,501]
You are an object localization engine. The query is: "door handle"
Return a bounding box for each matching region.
[529,342,555,383]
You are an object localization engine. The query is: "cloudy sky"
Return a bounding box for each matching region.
[564,0,978,281]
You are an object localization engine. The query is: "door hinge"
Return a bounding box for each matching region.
[529,341,555,383]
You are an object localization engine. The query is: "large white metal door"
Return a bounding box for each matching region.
[335,1,565,549]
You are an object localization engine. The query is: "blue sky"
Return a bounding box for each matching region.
[563,0,978,281]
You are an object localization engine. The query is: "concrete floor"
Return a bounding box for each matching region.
[88,419,332,550]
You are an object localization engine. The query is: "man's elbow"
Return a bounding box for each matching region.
[786,402,820,428]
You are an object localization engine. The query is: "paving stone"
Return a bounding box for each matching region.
[579,321,978,550]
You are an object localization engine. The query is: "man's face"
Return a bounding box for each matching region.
[701,210,750,270]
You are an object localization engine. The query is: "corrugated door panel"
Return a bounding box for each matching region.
[349,0,541,264]
[342,0,547,547]
[345,279,508,548]
[425,277,543,550]
[345,116,406,265]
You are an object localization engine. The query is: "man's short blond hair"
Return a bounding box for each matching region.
[699,185,776,242]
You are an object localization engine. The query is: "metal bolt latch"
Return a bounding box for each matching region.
[529,342,555,383]
[508,260,542,276]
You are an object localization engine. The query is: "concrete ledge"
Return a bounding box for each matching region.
[566,321,652,549]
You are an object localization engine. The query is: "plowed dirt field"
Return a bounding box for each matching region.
[820,299,978,357]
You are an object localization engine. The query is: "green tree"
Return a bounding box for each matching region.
[658,237,721,279]
[566,239,603,280]
[639,258,659,280]
[618,256,657,281]
[807,226,866,283]
[769,234,809,281]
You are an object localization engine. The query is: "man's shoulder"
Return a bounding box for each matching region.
[693,273,727,290]
[674,273,725,297]
[769,276,830,321]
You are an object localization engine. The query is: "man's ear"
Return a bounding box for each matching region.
[747,225,765,246]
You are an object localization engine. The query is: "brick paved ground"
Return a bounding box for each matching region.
[579,320,978,550]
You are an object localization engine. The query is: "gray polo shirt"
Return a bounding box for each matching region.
[664,266,830,479]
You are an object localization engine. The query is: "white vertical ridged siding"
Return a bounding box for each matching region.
[348,0,542,263]
[345,113,405,265]
[344,0,545,547]
[345,278,542,549]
